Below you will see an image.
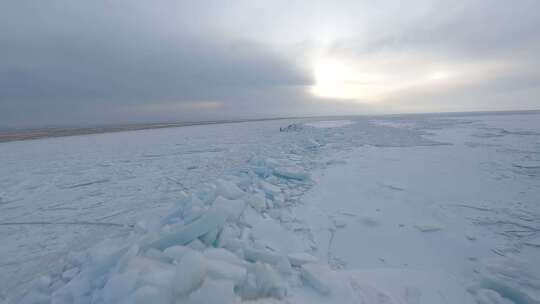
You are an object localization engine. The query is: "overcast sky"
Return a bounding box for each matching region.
[1,0,539,127]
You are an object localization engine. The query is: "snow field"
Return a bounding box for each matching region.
[5,113,540,304]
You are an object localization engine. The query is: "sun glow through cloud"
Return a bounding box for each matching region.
[310,59,348,98]
[427,70,454,81]
[310,58,387,101]
[309,55,467,103]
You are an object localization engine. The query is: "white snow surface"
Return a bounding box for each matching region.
[1,113,540,303]
[304,120,354,128]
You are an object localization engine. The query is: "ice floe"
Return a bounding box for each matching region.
[9,113,540,303]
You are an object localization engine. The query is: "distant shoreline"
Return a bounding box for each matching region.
[0,117,297,143]
[0,117,302,143]
[1,109,538,143]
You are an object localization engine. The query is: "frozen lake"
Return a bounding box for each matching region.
[1,112,539,303]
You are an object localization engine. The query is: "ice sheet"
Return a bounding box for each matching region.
[2,112,540,303]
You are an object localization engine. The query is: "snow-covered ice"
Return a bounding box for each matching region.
[287,252,318,267]
[300,263,333,295]
[2,112,540,303]
[304,120,354,128]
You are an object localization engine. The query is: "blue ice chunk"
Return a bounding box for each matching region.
[145,207,228,251]
[216,179,245,200]
[252,165,272,178]
[196,183,217,204]
[273,166,309,180]
[244,247,283,265]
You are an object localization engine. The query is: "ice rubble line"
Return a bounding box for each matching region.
[144,207,228,250]
[21,157,331,304]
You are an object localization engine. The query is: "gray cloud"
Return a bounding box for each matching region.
[0,0,313,127]
[326,0,540,58]
[1,0,539,127]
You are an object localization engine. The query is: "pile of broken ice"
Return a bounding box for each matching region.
[21,158,332,304]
